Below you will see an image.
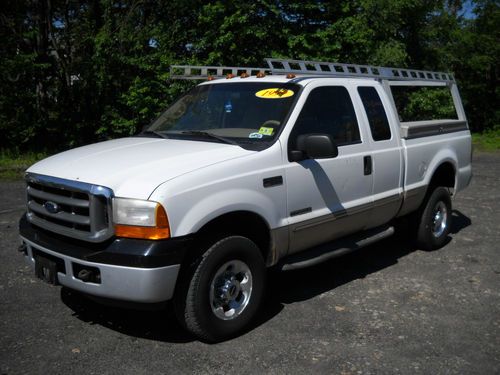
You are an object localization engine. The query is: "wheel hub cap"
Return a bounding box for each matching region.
[432,201,448,238]
[209,260,253,320]
[219,278,241,301]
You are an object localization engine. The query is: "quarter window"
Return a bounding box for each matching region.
[358,86,391,141]
[289,86,361,149]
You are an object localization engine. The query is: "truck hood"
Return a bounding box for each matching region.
[27,137,254,199]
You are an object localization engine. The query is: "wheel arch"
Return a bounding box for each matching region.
[186,210,277,267]
[426,160,457,196]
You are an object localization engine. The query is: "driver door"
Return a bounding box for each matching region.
[284,84,374,254]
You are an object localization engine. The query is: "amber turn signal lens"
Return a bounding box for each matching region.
[115,225,170,240]
[155,204,169,227]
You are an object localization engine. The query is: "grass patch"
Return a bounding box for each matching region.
[472,128,500,152]
[0,150,48,180]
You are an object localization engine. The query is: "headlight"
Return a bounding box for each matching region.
[112,198,170,240]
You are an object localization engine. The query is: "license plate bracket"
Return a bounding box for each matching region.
[34,254,59,285]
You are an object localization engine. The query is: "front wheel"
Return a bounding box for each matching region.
[174,236,265,342]
[414,186,452,250]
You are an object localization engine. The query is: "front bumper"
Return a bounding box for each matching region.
[19,214,193,303]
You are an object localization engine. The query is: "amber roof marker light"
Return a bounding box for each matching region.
[240,72,249,78]
[256,72,266,78]
[226,73,235,79]
[286,73,296,79]
[207,75,215,81]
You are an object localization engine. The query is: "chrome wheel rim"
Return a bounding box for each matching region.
[432,201,448,238]
[209,260,253,320]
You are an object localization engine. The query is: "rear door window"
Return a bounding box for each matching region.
[358,86,391,141]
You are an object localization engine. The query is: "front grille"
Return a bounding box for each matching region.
[25,173,114,242]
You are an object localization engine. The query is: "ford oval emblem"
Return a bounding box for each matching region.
[44,201,60,214]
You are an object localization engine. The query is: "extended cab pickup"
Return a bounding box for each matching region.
[19,59,472,341]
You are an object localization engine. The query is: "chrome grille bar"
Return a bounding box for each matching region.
[27,200,91,225]
[27,186,90,208]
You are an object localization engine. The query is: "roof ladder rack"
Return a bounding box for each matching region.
[170,58,455,84]
[265,58,455,83]
[170,65,269,80]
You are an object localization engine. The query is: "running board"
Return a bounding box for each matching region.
[280,225,395,271]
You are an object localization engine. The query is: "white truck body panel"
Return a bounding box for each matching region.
[403,131,472,192]
[28,137,254,200]
[149,140,288,235]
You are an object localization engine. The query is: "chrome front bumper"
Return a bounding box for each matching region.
[21,237,180,303]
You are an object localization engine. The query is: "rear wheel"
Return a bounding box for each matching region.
[414,186,452,250]
[174,235,265,342]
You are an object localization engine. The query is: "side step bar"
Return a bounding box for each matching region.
[280,225,395,271]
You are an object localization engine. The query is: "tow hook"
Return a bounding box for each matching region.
[73,264,101,284]
[77,269,92,282]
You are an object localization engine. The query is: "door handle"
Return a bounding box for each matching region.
[364,156,372,175]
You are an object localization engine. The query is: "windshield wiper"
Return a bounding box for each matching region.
[180,131,240,146]
[141,130,170,139]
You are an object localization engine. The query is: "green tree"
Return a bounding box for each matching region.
[0,0,497,153]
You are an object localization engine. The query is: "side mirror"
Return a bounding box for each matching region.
[290,134,338,161]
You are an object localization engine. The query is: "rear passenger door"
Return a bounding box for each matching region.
[356,85,403,228]
[284,83,374,254]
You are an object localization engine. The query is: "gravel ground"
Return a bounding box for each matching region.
[0,153,499,375]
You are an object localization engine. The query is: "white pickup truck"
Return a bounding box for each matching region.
[19,58,472,341]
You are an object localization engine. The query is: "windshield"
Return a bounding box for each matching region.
[146,82,299,145]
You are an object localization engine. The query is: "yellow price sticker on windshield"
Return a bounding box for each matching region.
[258,127,274,136]
[255,88,294,99]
